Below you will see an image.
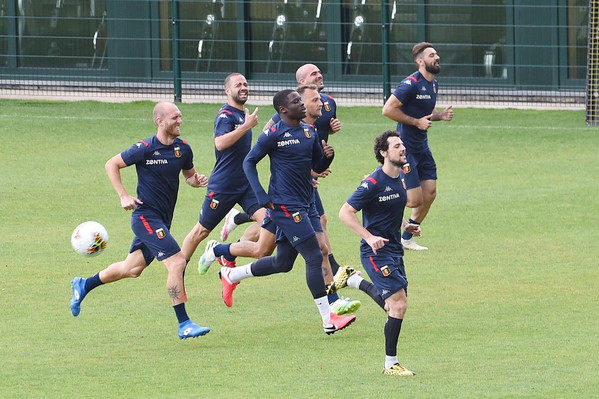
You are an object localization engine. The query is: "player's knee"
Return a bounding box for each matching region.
[406,196,423,208]
[406,189,423,208]
[190,223,211,241]
[165,259,187,276]
[127,265,145,279]
[275,260,294,273]
[387,296,407,317]
[255,246,275,258]
[427,189,437,203]
[319,241,330,257]
[388,302,407,318]
[305,250,323,269]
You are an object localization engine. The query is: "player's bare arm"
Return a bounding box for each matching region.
[382,95,432,130]
[430,105,453,122]
[105,154,142,210]
[183,168,208,188]
[339,202,389,255]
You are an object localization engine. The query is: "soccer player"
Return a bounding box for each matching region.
[225,64,342,269]
[382,42,453,251]
[69,102,211,339]
[266,64,341,261]
[339,130,421,376]
[180,73,266,271]
[201,84,364,314]
[220,89,356,334]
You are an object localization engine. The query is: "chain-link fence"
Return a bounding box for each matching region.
[0,1,591,109]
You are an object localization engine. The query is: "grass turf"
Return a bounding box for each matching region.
[0,100,597,398]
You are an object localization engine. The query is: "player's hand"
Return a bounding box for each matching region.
[187,172,208,187]
[120,194,142,211]
[440,105,453,121]
[329,118,342,133]
[311,167,331,178]
[244,107,259,129]
[365,235,389,255]
[405,223,422,237]
[415,114,433,131]
[196,173,209,187]
[321,140,334,158]
[311,178,319,189]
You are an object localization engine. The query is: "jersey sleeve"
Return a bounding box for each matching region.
[392,77,416,105]
[243,128,276,206]
[346,176,378,212]
[120,140,149,166]
[311,126,333,174]
[180,140,194,171]
[214,110,235,138]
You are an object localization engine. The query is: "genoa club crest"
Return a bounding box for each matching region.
[292,212,302,223]
[210,199,219,209]
[174,147,182,158]
[304,128,311,138]
[380,265,391,277]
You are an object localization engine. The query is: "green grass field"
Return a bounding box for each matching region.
[1,100,598,398]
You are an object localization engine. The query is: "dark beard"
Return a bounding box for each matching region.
[390,158,406,168]
[232,93,247,105]
[425,63,441,75]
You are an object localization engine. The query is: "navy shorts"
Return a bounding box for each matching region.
[199,185,260,230]
[271,202,322,247]
[261,208,277,235]
[314,188,325,217]
[403,147,437,190]
[361,254,408,300]
[130,212,181,265]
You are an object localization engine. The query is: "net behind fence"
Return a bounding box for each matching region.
[586,0,599,123]
[0,1,592,110]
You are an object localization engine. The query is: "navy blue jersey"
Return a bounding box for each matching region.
[208,104,253,194]
[244,120,331,208]
[346,166,407,257]
[120,135,193,224]
[315,93,337,143]
[270,93,337,143]
[392,71,438,152]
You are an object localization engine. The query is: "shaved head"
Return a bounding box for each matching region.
[153,102,179,126]
[295,64,324,91]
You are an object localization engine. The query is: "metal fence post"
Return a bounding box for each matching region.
[172,0,182,103]
[381,0,391,104]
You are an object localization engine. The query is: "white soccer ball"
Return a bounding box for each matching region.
[71,221,109,256]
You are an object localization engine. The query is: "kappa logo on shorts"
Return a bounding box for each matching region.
[380,265,391,277]
[156,228,166,239]
[210,198,219,209]
[292,212,302,223]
